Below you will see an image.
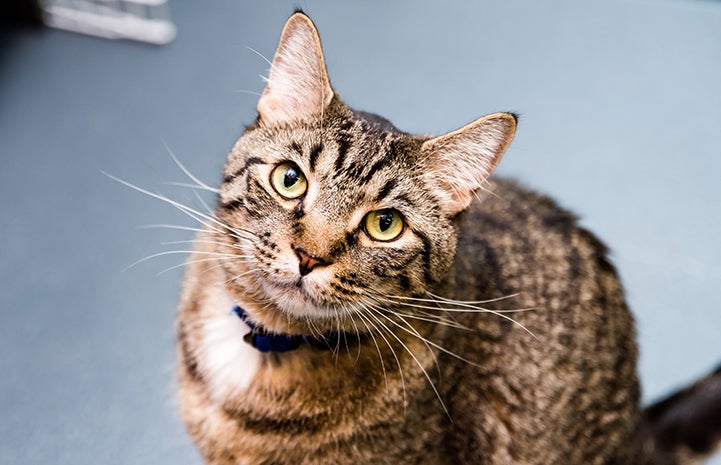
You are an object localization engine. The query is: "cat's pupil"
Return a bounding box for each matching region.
[378,211,394,232]
[283,168,299,188]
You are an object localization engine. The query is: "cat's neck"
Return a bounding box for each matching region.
[232,304,362,353]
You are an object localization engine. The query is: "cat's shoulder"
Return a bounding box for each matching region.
[469,177,580,234]
[462,177,612,270]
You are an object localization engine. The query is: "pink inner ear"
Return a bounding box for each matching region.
[258,94,305,122]
[437,180,477,216]
[423,113,517,215]
[426,142,501,215]
[451,188,472,208]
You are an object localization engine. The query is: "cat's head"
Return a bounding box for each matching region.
[214,12,516,334]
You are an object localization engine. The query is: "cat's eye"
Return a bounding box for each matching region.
[363,209,404,242]
[270,162,307,199]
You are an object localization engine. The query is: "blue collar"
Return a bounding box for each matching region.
[233,305,358,353]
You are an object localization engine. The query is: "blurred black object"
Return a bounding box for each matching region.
[1,0,43,27]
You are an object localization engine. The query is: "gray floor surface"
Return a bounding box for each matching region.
[1,1,720,464]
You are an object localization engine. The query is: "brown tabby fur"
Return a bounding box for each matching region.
[176,11,721,465]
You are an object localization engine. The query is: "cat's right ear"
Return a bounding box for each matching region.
[257,12,334,126]
[422,112,517,216]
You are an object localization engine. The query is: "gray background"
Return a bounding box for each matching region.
[1,1,719,464]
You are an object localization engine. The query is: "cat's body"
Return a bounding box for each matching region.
[178,177,640,465]
[176,12,721,465]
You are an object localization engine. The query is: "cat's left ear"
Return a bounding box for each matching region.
[257,12,333,125]
[422,112,517,215]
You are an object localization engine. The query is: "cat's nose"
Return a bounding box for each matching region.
[293,246,328,276]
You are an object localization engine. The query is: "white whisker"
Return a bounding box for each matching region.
[163,181,219,193]
[475,179,503,202]
[366,303,443,381]
[233,89,263,97]
[364,307,450,418]
[378,294,535,315]
[381,309,470,330]
[352,306,389,392]
[221,269,256,286]
[163,140,221,194]
[246,46,274,67]
[138,223,208,234]
[342,304,363,362]
[104,172,254,242]
[123,249,239,272]
[157,256,246,276]
[356,301,407,409]
[369,305,482,369]
[372,292,538,340]
[390,291,521,307]
[192,188,215,217]
[161,238,242,250]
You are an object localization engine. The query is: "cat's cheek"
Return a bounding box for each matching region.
[253,250,297,283]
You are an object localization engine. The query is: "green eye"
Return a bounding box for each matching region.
[271,162,307,199]
[364,209,404,242]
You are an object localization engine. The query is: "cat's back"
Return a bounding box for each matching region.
[442,177,643,465]
[454,177,621,306]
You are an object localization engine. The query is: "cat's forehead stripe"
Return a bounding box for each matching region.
[373,178,398,204]
[289,141,302,155]
[308,142,323,172]
[332,124,353,172]
[224,156,264,184]
[356,157,390,185]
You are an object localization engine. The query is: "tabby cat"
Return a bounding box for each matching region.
[176,11,721,465]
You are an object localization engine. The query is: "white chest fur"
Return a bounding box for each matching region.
[197,288,261,401]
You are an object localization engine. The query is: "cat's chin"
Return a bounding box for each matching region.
[260,279,339,321]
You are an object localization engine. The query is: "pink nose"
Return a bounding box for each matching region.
[293,247,327,276]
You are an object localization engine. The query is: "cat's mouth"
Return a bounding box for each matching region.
[259,276,337,319]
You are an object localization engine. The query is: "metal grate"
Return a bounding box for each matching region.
[40,0,176,45]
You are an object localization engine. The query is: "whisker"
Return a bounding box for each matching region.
[356,301,407,409]
[365,294,467,328]
[160,238,243,250]
[162,181,219,193]
[246,46,274,67]
[221,269,256,286]
[364,307,450,418]
[106,173,220,229]
[333,313,343,356]
[475,179,503,202]
[426,291,523,307]
[192,188,215,217]
[138,224,208,234]
[104,172,254,242]
[342,304,363,362]
[352,307,389,392]
[373,294,538,340]
[366,303,443,381]
[377,294,535,315]
[157,256,247,276]
[233,89,263,97]
[123,249,239,272]
[386,292,522,308]
[163,140,221,194]
[380,309,470,330]
[141,224,254,252]
[369,306,483,369]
